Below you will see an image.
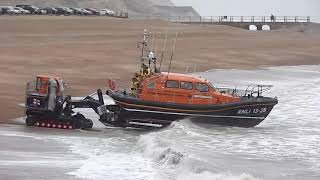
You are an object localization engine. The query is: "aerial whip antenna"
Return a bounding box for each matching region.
[153,32,160,72]
[154,32,159,57]
[150,32,155,53]
[167,29,179,77]
[159,22,170,72]
[159,30,168,72]
[193,63,197,73]
[185,65,189,73]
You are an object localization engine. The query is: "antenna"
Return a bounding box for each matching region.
[150,32,155,52]
[138,29,148,68]
[143,29,146,41]
[185,65,189,73]
[139,29,147,59]
[153,32,160,72]
[159,30,168,72]
[167,30,179,77]
[154,32,159,57]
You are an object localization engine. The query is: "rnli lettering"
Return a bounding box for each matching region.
[237,108,267,115]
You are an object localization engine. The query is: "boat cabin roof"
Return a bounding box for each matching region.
[157,72,208,83]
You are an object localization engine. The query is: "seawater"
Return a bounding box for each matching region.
[3,65,320,180]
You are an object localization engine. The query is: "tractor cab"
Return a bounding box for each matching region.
[25,75,66,115]
[24,75,96,129]
[28,75,65,96]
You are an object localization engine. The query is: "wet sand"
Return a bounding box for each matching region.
[0,16,319,122]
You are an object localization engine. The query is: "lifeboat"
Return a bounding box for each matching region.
[99,30,278,128]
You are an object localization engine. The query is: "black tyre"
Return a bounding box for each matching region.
[26,116,36,126]
[83,118,93,129]
[72,119,82,129]
[72,113,85,129]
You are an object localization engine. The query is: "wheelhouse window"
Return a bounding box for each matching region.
[195,83,209,92]
[166,80,179,88]
[147,82,156,89]
[180,81,193,90]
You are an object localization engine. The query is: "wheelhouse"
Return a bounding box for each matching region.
[138,72,240,105]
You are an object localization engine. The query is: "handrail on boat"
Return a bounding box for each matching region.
[244,85,273,97]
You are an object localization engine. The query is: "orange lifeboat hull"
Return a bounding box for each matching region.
[105,90,278,128]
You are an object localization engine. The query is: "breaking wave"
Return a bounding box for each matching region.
[137,122,258,180]
[60,132,154,180]
[137,126,186,166]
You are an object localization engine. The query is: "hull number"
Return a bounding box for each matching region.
[237,108,267,115]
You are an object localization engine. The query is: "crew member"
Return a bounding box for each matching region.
[131,73,140,95]
[141,63,151,77]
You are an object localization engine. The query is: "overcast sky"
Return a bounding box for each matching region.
[172,0,320,17]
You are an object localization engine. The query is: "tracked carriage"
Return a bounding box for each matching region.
[25,75,102,130]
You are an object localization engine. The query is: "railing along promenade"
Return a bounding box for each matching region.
[168,16,310,23]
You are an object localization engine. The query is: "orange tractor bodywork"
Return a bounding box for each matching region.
[25,75,98,130]
[31,75,65,96]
